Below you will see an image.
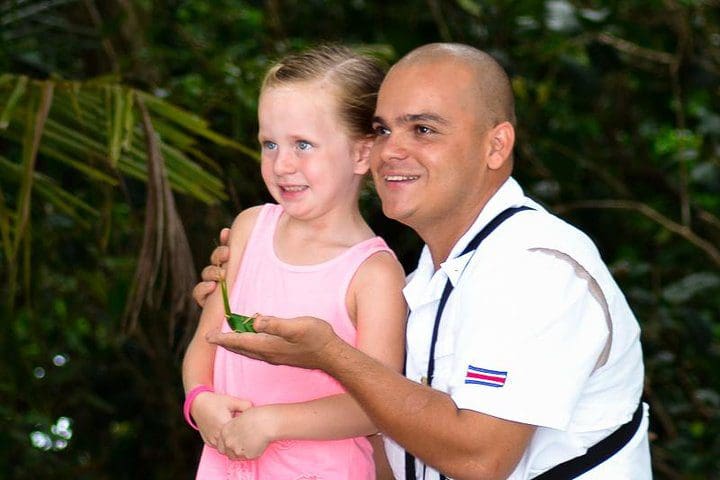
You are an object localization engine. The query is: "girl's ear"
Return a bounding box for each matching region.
[353,137,373,175]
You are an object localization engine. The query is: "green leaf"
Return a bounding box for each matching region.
[36,142,118,185]
[220,276,255,333]
[0,75,237,208]
[0,75,28,129]
[14,81,53,253]
[122,89,135,150]
[108,85,124,167]
[227,313,256,333]
[455,0,481,17]
[220,276,232,316]
[0,155,98,228]
[137,91,259,161]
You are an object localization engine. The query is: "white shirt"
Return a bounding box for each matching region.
[385,177,651,479]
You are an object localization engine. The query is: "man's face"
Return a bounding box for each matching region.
[370,60,494,238]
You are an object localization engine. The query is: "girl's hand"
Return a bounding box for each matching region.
[192,227,230,307]
[192,392,252,448]
[217,406,278,460]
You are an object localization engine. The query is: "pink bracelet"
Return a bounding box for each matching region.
[183,385,214,430]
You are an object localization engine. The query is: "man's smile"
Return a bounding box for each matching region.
[383,175,420,182]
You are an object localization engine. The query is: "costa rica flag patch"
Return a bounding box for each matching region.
[465,365,507,388]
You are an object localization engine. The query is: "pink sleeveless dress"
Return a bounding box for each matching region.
[196,204,393,480]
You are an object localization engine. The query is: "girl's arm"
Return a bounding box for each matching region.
[181,207,262,446]
[217,250,407,458]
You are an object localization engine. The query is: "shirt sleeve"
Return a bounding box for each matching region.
[449,248,610,430]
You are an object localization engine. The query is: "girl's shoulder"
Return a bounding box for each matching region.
[229,204,275,236]
[227,205,268,252]
[231,204,264,227]
[351,245,406,294]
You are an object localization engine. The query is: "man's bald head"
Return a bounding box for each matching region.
[392,43,516,129]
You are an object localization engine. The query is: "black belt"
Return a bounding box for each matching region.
[406,206,532,480]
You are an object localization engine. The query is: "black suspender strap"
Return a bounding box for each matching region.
[532,400,644,480]
[405,206,532,480]
[426,206,532,393]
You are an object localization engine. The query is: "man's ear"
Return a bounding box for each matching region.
[353,137,373,175]
[487,122,515,170]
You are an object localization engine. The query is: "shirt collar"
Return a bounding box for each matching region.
[403,177,531,310]
[403,245,438,310]
[445,176,528,261]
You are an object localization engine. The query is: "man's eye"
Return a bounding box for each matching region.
[297,140,312,151]
[262,141,277,150]
[416,125,434,135]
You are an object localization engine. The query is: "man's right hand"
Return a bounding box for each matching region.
[207,315,341,371]
[192,227,231,307]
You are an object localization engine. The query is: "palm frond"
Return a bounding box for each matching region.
[0,74,256,318]
[0,155,98,226]
[0,75,254,206]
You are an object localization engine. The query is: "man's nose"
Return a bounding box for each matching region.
[376,133,408,162]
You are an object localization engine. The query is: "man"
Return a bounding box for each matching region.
[195,43,652,479]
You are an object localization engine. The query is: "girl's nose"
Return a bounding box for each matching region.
[273,147,296,175]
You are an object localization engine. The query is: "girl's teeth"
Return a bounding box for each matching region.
[282,185,307,192]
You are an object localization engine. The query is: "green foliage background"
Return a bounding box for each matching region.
[1,1,719,478]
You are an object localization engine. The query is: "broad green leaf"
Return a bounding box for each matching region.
[227,313,256,333]
[220,277,255,333]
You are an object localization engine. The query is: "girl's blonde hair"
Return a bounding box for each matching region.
[261,45,385,138]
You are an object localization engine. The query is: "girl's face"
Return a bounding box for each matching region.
[258,80,369,222]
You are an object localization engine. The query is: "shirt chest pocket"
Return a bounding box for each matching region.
[430,337,456,392]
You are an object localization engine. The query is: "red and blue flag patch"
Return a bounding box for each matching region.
[465,365,507,388]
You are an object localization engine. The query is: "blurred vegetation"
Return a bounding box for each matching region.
[0,0,718,478]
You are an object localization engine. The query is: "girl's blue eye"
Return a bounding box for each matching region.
[297,140,312,151]
[263,141,277,150]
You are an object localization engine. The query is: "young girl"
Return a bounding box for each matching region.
[182,46,407,479]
